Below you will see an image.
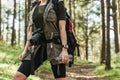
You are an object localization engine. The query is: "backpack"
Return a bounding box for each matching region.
[31,0,80,67]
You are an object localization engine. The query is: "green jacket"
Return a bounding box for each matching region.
[23,0,66,61]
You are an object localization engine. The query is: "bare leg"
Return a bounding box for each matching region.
[13,72,27,80]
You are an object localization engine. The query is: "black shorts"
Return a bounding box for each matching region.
[18,45,66,78]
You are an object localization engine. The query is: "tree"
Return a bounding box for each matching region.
[24,0,28,46]
[6,9,11,42]
[0,0,1,40]
[105,0,111,70]
[18,0,21,47]
[11,0,16,46]
[69,0,72,17]
[112,0,119,53]
[100,0,106,64]
[24,0,31,46]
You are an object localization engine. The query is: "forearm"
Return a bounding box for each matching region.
[23,26,32,53]
[59,20,67,51]
[23,41,31,53]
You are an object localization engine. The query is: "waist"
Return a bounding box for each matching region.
[45,36,61,44]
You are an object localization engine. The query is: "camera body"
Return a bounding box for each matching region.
[51,54,73,65]
[30,28,44,45]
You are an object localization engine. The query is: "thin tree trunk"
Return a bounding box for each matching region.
[118,0,120,48]
[28,0,31,12]
[24,0,28,46]
[0,0,1,40]
[6,13,9,42]
[18,0,21,47]
[69,0,72,17]
[11,0,16,46]
[73,0,76,33]
[85,13,88,60]
[105,0,111,70]
[112,0,119,53]
[100,0,106,64]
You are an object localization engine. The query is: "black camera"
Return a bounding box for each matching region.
[50,54,73,65]
[30,28,44,45]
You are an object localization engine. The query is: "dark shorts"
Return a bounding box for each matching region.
[18,45,66,78]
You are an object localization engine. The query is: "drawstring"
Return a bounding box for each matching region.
[57,64,60,75]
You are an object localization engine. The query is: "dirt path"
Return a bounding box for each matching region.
[39,64,104,80]
[66,64,104,80]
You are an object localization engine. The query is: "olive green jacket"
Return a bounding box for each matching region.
[23,0,65,61]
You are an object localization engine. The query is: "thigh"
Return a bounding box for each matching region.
[34,45,47,69]
[18,44,47,77]
[17,59,45,77]
[51,63,66,78]
[17,60,31,77]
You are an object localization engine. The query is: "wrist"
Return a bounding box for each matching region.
[62,44,68,49]
[62,47,68,51]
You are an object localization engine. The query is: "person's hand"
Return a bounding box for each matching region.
[19,51,26,61]
[59,48,69,64]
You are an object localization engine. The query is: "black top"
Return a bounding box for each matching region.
[33,5,45,29]
[32,1,66,29]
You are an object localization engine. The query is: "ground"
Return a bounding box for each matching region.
[38,64,105,80]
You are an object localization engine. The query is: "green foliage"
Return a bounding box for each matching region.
[74,57,91,64]
[0,41,51,80]
[0,41,22,79]
[94,54,120,80]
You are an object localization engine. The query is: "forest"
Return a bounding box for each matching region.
[0,0,120,80]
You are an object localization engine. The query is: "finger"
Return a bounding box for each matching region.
[19,55,23,60]
[62,57,68,63]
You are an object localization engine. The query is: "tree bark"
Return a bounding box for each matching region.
[112,0,119,53]
[11,0,16,46]
[18,0,21,47]
[105,0,111,70]
[24,0,28,46]
[100,0,106,64]
[0,0,1,40]
[85,13,88,61]
[69,0,72,17]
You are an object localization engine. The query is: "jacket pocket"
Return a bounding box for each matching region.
[47,43,62,60]
[46,9,56,22]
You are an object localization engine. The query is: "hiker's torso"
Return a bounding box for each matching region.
[23,0,66,61]
[33,5,44,29]
[32,1,59,40]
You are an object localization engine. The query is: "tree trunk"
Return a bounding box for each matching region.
[105,0,111,70]
[28,0,31,12]
[6,13,9,42]
[100,0,106,64]
[85,13,88,61]
[11,0,16,46]
[18,0,21,47]
[24,0,28,46]
[24,0,31,46]
[118,0,120,48]
[0,0,1,40]
[112,0,119,53]
[69,0,72,17]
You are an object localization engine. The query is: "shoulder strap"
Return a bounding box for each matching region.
[43,0,53,22]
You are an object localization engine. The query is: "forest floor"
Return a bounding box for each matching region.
[38,63,106,80]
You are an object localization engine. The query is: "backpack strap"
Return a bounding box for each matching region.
[43,0,53,22]
[28,5,37,27]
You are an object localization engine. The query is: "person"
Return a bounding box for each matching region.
[13,0,69,80]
